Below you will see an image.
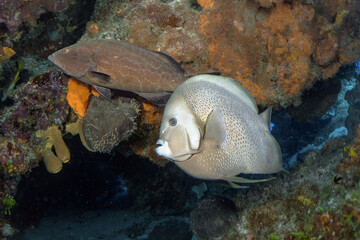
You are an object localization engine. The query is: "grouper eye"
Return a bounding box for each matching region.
[169,118,177,126]
[62,48,70,53]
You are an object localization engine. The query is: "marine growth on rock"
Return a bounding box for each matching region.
[82,95,140,153]
[87,0,360,107]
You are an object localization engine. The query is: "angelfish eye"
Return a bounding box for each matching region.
[169,118,177,126]
[62,48,70,53]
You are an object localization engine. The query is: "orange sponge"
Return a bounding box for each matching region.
[66,78,91,119]
[141,102,163,125]
[197,0,215,9]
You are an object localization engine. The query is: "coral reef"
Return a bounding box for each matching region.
[1,71,69,138]
[0,0,98,234]
[87,0,360,107]
[198,0,360,106]
[131,102,167,166]
[286,75,341,121]
[345,73,360,139]
[0,0,70,33]
[216,133,360,239]
[0,135,36,176]
[0,47,15,64]
[255,0,282,8]
[0,71,70,221]
[82,95,140,153]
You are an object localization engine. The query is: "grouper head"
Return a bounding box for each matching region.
[48,43,94,79]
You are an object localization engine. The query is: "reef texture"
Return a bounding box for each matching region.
[0,0,70,33]
[82,95,141,153]
[0,0,96,235]
[216,131,360,240]
[86,0,360,107]
[345,75,360,139]
[0,71,69,139]
[286,74,342,121]
[0,47,15,65]
[131,102,166,166]
[0,71,70,222]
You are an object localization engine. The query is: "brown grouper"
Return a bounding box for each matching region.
[48,39,186,105]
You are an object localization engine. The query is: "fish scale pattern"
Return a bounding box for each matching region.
[172,76,279,179]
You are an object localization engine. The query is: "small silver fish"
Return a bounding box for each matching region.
[155,74,283,188]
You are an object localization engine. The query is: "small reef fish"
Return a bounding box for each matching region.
[48,39,186,104]
[155,74,283,188]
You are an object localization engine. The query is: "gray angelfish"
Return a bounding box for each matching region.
[156,74,283,188]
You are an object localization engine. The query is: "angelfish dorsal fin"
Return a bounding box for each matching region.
[260,107,272,129]
[204,109,227,146]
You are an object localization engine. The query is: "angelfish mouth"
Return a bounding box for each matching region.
[156,139,164,147]
[155,139,171,160]
[155,139,166,155]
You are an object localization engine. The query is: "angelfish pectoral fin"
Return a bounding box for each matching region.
[260,107,272,129]
[204,108,227,146]
[222,176,277,188]
[227,181,250,189]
